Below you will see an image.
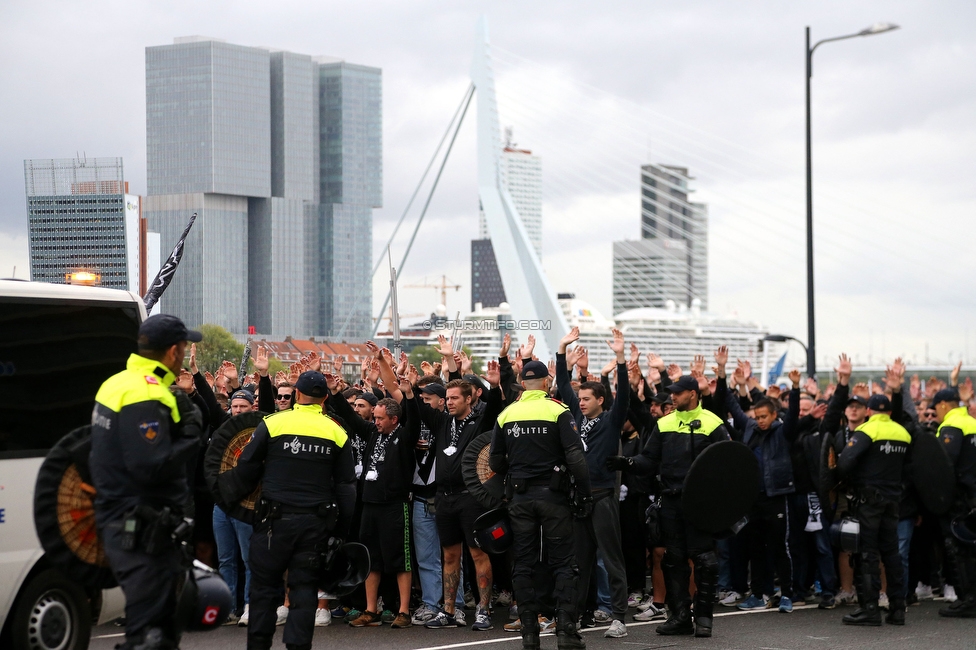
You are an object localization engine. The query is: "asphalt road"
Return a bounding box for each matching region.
[89,601,976,650]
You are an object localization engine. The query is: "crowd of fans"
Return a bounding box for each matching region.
[173,329,976,634]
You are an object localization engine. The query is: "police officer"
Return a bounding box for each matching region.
[220,370,357,650]
[836,391,911,626]
[606,375,729,638]
[931,387,976,617]
[90,314,205,650]
[489,360,592,650]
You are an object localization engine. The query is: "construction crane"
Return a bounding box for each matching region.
[404,275,462,308]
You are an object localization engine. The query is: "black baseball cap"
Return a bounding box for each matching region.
[138,314,202,350]
[357,391,378,406]
[463,374,488,392]
[931,388,960,408]
[667,375,699,394]
[230,390,254,405]
[847,395,868,407]
[295,371,329,398]
[651,392,673,405]
[420,383,447,398]
[866,394,891,412]
[521,360,549,380]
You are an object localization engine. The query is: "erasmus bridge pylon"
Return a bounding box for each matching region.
[471,17,568,361]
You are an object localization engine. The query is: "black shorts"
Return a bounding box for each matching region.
[359,501,412,573]
[435,491,488,548]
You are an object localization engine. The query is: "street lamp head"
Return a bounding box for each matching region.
[859,22,900,36]
[763,334,791,343]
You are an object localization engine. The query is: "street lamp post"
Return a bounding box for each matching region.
[762,334,808,385]
[805,22,899,379]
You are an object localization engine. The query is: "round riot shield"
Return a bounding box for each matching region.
[204,411,265,524]
[462,431,505,509]
[682,440,759,534]
[34,426,117,590]
[911,432,955,516]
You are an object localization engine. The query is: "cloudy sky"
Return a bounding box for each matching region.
[1,0,974,369]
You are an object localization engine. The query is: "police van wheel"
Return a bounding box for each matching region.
[7,569,91,650]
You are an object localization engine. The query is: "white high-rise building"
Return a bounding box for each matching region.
[477,127,542,258]
[612,238,690,314]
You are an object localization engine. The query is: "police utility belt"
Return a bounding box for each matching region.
[255,498,338,530]
[121,504,194,555]
[507,464,571,498]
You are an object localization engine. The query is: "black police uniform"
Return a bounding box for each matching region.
[933,393,976,617]
[836,397,911,625]
[90,317,204,650]
[489,363,592,650]
[221,373,356,650]
[609,378,729,638]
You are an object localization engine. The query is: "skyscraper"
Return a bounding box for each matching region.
[25,157,133,290]
[144,37,381,338]
[472,128,542,309]
[611,164,707,314]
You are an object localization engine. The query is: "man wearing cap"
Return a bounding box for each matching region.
[220,370,357,650]
[931,386,976,617]
[606,374,730,638]
[835,378,912,627]
[489,358,592,650]
[90,314,205,650]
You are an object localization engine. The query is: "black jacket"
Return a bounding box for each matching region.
[727,387,799,497]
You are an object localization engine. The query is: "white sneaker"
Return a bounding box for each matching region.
[495,590,513,607]
[940,585,958,602]
[915,582,935,600]
[634,603,666,621]
[453,609,466,626]
[223,610,239,626]
[411,604,436,626]
[238,604,249,627]
[627,591,642,608]
[276,605,289,625]
[878,592,889,610]
[604,620,627,638]
[315,607,332,626]
[539,616,555,633]
[719,591,742,606]
[593,609,612,624]
[836,589,857,605]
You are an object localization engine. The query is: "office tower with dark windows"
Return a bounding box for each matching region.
[25,157,131,290]
[471,238,507,310]
[143,37,381,338]
[636,163,708,310]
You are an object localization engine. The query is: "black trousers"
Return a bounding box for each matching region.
[745,493,794,599]
[940,497,976,600]
[574,489,629,620]
[248,514,329,650]
[509,489,578,616]
[100,517,185,647]
[619,492,649,592]
[660,495,717,621]
[852,491,904,607]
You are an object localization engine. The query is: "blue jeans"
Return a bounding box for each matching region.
[412,497,464,609]
[716,538,731,593]
[788,493,837,599]
[896,518,914,600]
[213,505,252,606]
[595,554,611,613]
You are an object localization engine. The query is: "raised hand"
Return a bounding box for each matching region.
[835,353,852,385]
[732,367,747,387]
[812,402,828,420]
[484,360,501,387]
[714,345,729,369]
[951,360,963,387]
[667,364,682,382]
[176,368,194,393]
[690,354,706,377]
[788,368,801,388]
[740,358,753,379]
[274,370,287,386]
[397,352,409,377]
[189,343,198,375]
[884,358,905,392]
[365,340,381,358]
[367,359,381,384]
[221,360,240,390]
[458,350,473,375]
[960,376,974,403]
[204,371,215,388]
[607,328,625,360]
[852,382,870,399]
[565,345,583,368]
[647,365,661,385]
[406,363,419,386]
[559,326,580,353]
[324,373,339,392]
[436,334,453,358]
[420,360,434,377]
[254,346,270,377]
[628,360,642,389]
[601,358,617,378]
[629,342,640,365]
[308,352,322,373]
[499,332,511,358]
[333,354,344,374]
[576,347,589,376]
[647,353,665,373]
[910,373,921,401]
[803,376,819,397]
[519,334,537,360]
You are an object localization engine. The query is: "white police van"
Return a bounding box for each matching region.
[0,279,145,650]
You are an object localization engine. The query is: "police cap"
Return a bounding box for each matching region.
[866,394,891,412]
[931,388,960,408]
[667,375,699,394]
[521,360,549,380]
[138,314,202,350]
[295,371,329,398]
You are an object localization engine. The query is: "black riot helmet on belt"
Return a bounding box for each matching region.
[177,561,233,631]
[472,507,513,554]
[950,509,976,548]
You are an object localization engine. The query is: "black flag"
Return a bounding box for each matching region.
[143,212,197,312]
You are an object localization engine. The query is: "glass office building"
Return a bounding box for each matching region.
[25,157,130,289]
[144,38,381,338]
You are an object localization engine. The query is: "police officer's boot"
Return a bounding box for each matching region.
[519,611,541,650]
[885,599,906,625]
[693,551,718,638]
[554,609,585,650]
[939,593,976,618]
[693,596,713,638]
[655,603,694,636]
[842,602,882,626]
[130,628,177,650]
